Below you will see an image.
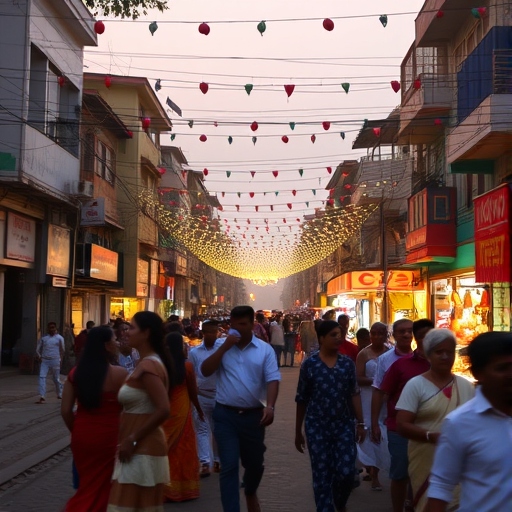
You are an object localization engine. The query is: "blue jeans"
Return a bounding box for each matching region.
[39,358,62,398]
[272,345,284,368]
[387,430,409,481]
[213,403,266,512]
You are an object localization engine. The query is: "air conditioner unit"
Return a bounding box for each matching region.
[67,180,94,198]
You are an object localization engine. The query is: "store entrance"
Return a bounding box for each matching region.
[1,268,24,365]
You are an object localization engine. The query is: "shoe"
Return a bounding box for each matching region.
[35,397,46,404]
[213,461,221,473]
[200,463,211,478]
[371,485,383,491]
[57,396,62,400]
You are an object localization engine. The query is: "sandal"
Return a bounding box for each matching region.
[200,463,211,478]
[371,485,383,492]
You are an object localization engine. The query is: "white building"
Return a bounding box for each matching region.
[0,0,97,368]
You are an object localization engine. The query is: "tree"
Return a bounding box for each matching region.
[84,0,168,19]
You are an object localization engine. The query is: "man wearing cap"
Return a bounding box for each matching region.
[189,319,224,477]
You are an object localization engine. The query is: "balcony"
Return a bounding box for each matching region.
[405,187,457,265]
[447,50,512,163]
[415,0,470,47]
[399,74,453,144]
[351,157,413,214]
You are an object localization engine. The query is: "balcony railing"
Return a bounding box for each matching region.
[493,50,512,94]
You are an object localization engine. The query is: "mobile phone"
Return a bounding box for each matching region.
[228,328,241,337]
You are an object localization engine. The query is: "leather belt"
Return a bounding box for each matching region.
[216,402,263,414]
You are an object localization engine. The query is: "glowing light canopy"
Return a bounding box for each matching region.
[140,190,377,284]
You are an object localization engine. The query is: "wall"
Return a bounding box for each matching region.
[22,125,79,195]
[457,27,512,122]
[0,0,28,175]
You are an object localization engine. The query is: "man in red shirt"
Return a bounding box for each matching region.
[337,314,359,363]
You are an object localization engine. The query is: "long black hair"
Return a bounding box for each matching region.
[132,311,174,388]
[74,326,113,409]
[166,332,186,387]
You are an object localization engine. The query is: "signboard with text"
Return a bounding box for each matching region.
[351,271,415,291]
[47,224,71,277]
[474,184,512,283]
[6,212,36,262]
[90,244,119,282]
[80,198,105,226]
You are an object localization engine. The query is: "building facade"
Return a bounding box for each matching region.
[0,0,97,367]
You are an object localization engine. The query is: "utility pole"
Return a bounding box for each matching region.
[380,193,389,324]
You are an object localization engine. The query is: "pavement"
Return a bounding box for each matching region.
[0,366,392,511]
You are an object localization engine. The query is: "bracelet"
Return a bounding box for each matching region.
[425,431,431,442]
[356,423,365,427]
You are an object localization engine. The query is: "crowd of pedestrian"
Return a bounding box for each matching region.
[50,305,512,512]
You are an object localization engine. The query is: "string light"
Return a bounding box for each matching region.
[140,189,377,283]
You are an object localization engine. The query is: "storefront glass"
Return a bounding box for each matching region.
[110,297,146,321]
[492,283,511,332]
[431,275,490,379]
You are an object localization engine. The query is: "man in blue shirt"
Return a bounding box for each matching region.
[201,306,281,512]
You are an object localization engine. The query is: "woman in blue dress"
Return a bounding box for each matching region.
[295,320,366,512]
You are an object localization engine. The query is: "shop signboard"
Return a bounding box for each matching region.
[90,244,119,282]
[351,270,415,291]
[47,224,71,277]
[80,198,105,226]
[137,258,149,297]
[6,212,36,262]
[474,184,512,283]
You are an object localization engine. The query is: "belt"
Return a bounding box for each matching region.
[216,402,263,414]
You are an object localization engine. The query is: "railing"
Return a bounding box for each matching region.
[493,50,512,94]
[48,118,80,157]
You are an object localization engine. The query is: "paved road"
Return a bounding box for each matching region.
[0,366,391,511]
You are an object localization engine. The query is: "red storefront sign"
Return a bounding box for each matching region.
[474,184,512,283]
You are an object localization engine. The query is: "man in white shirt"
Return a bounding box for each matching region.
[427,332,512,512]
[201,306,281,512]
[189,319,224,477]
[35,322,64,403]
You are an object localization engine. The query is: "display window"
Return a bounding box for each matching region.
[492,283,511,332]
[110,297,146,321]
[431,275,490,378]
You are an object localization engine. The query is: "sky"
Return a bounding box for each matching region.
[85,0,425,309]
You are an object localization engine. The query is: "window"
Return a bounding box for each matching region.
[96,140,116,186]
[28,44,79,156]
[433,195,449,221]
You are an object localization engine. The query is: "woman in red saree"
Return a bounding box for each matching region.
[61,326,128,512]
[163,332,205,502]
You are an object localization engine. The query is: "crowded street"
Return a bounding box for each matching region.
[0,367,390,512]
[1,0,512,511]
